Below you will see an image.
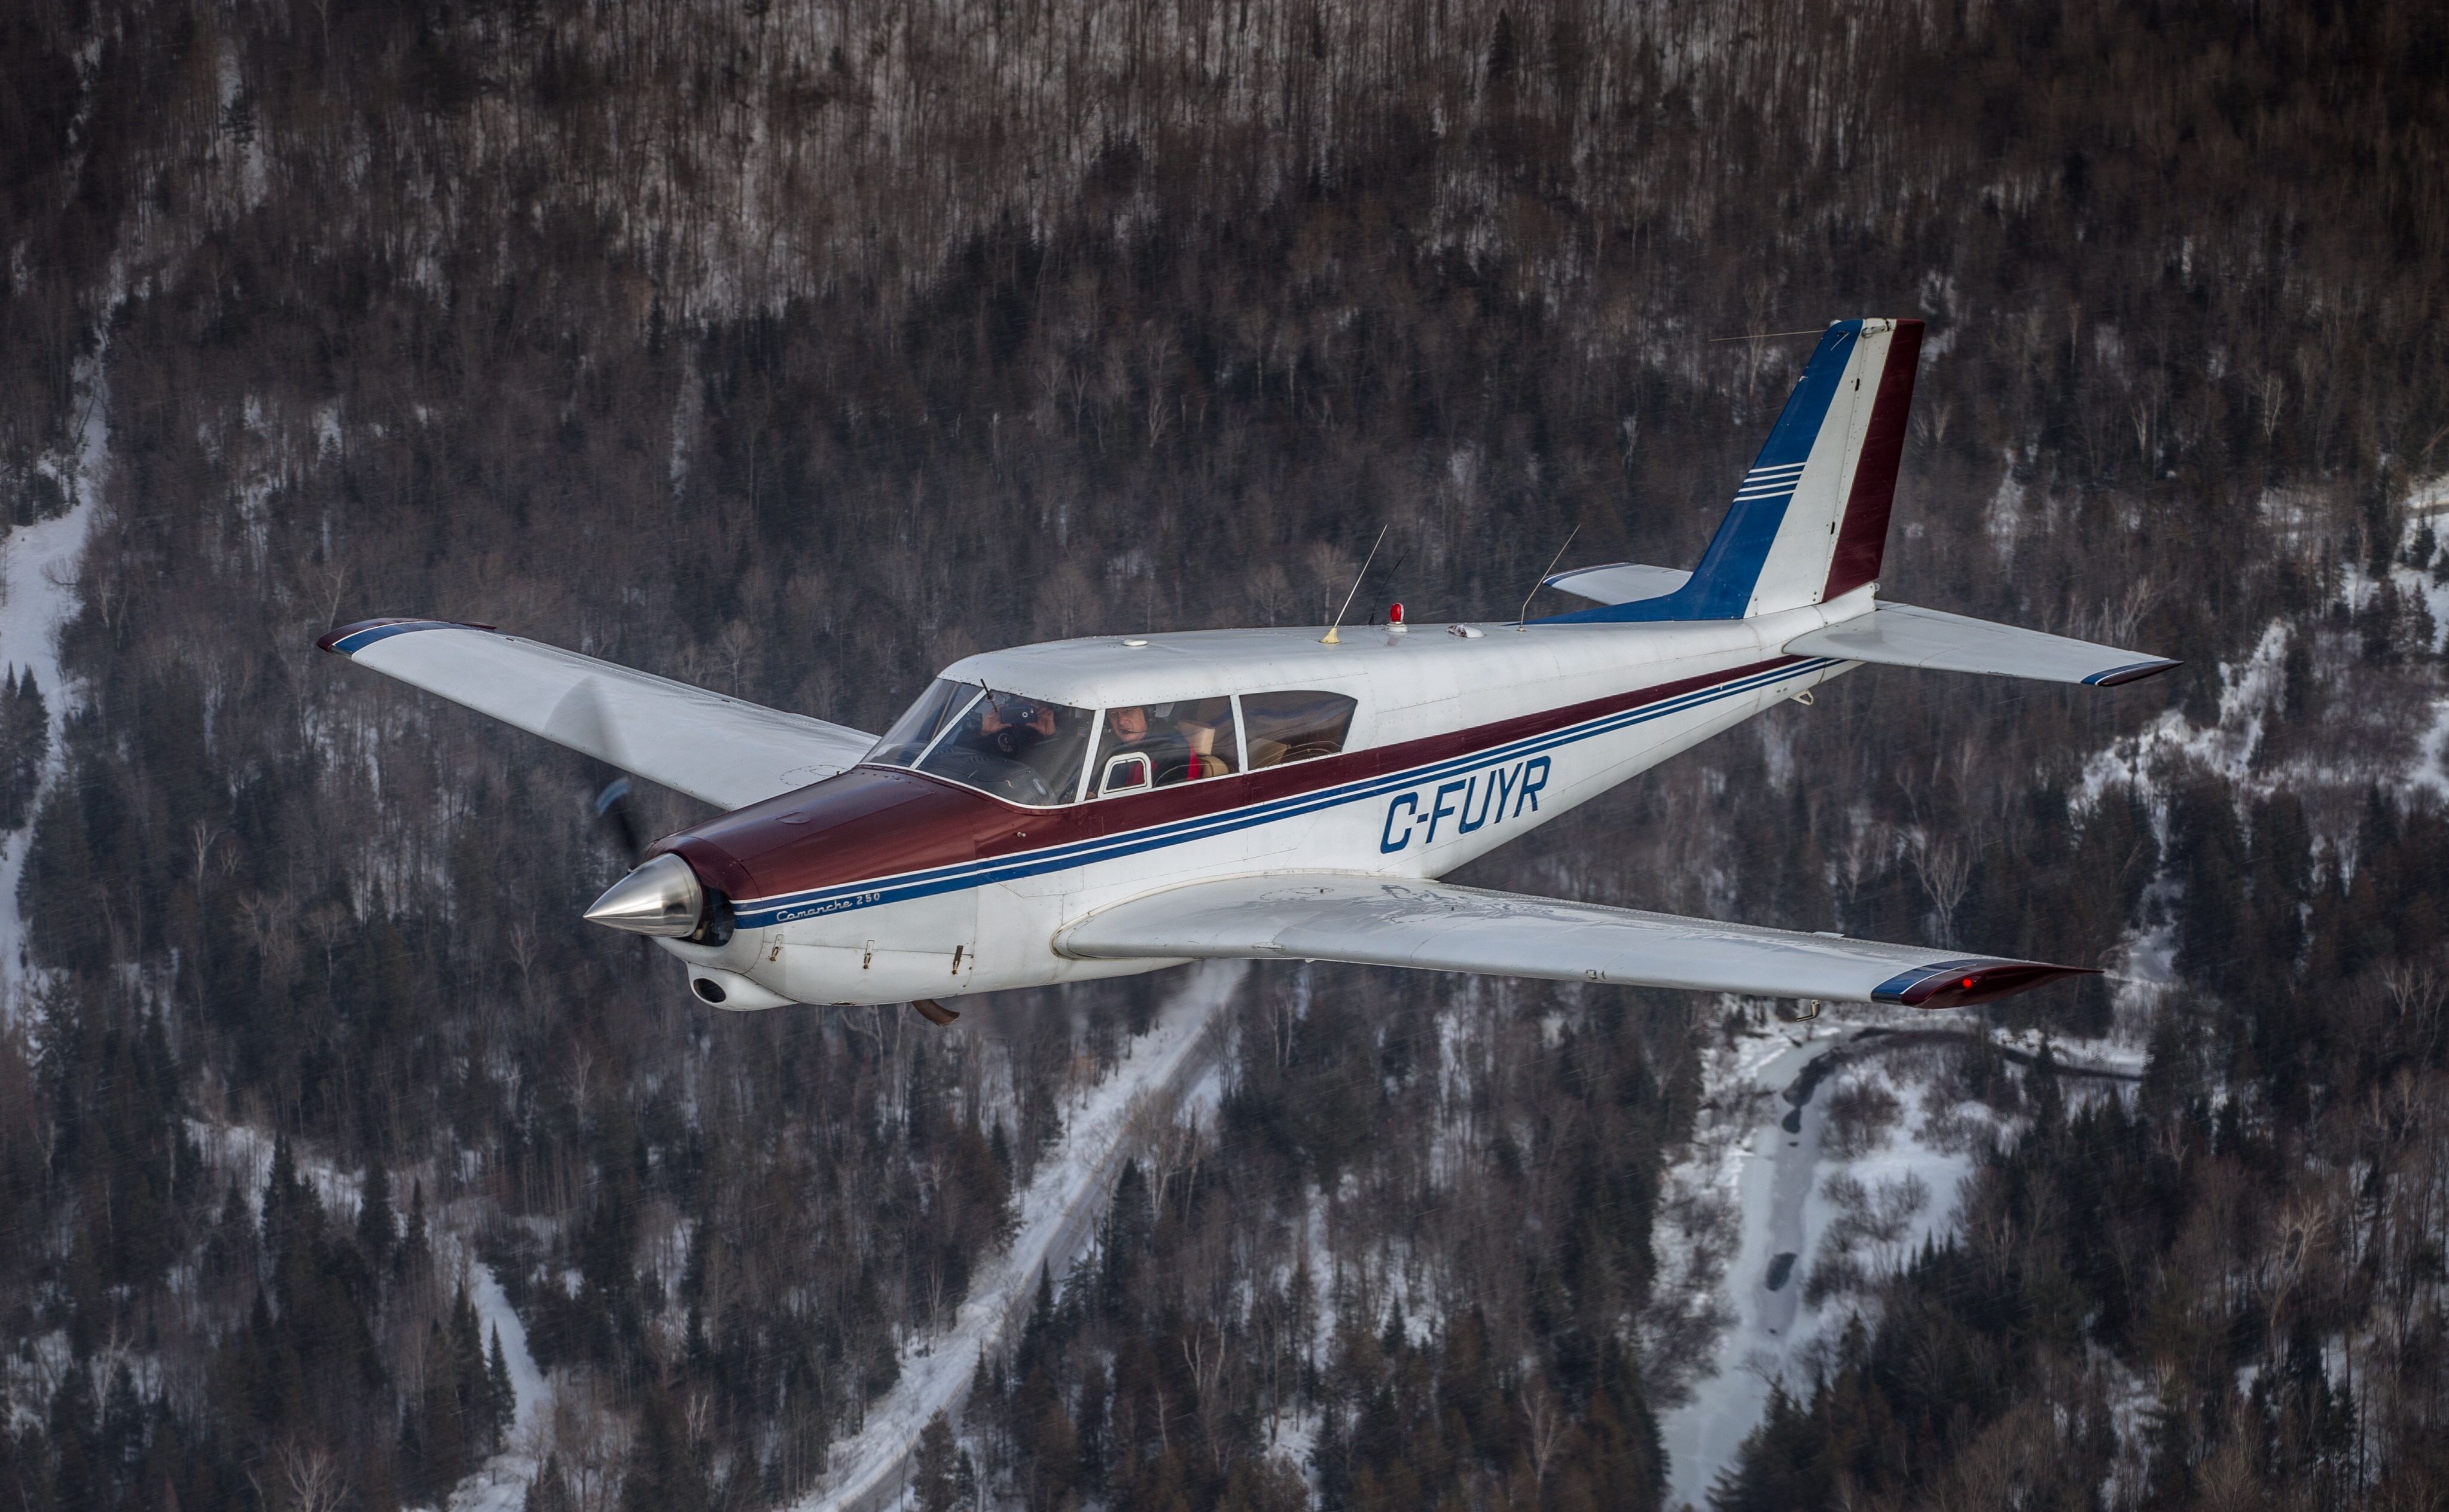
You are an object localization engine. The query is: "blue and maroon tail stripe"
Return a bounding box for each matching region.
[1820,317,1924,602]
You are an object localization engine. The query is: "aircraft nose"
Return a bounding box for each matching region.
[584,853,706,937]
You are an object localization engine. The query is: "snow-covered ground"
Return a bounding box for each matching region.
[446,1266,551,1512]
[799,960,1247,1512]
[1655,1013,2137,1510]
[0,354,106,1012]
[1655,1017,1846,1511]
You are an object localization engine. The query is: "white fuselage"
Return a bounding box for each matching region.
[660,589,1874,1007]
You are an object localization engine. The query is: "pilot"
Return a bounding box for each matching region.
[1105,704,1196,784]
[969,696,1058,763]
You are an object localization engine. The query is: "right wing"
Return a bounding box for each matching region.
[1785,601,2177,686]
[1547,567,2176,687]
[318,619,876,810]
[1057,874,2088,1008]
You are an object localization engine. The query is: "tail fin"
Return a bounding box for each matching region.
[1545,317,1923,622]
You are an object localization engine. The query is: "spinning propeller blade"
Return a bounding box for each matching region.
[549,678,649,862]
[592,776,645,862]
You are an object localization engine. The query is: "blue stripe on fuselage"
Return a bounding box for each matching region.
[736,656,1840,927]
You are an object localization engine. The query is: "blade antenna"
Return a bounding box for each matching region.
[1320,524,1389,645]
[1517,524,1581,631]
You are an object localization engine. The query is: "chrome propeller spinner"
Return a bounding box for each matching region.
[584,853,704,937]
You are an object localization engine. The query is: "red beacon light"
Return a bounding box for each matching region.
[1387,602,1407,633]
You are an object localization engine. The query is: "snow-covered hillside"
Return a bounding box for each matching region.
[0,355,105,1009]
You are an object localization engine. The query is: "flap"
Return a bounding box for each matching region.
[1057,873,2088,1008]
[1786,602,2177,686]
[319,619,876,810]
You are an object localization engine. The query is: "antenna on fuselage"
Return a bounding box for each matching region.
[1320,524,1389,645]
[1515,524,1581,631]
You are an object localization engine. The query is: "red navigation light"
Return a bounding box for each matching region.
[1961,976,1976,989]
[1389,602,1405,625]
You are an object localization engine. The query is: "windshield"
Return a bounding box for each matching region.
[867,679,983,768]
[919,690,1096,805]
[871,682,1096,805]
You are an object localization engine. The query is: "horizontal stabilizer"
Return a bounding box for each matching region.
[1785,603,2177,687]
[1544,562,1691,607]
[1057,874,2089,1009]
[317,619,876,810]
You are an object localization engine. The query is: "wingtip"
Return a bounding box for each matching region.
[2085,658,2182,688]
[1874,958,2098,1010]
[318,617,497,657]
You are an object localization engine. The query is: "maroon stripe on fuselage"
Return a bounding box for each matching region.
[1820,318,1923,603]
[656,653,1807,903]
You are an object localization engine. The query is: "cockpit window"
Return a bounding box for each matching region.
[913,689,1096,806]
[1093,696,1239,796]
[867,680,984,768]
[1241,690,1357,768]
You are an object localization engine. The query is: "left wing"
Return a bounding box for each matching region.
[1057,875,2088,1009]
[318,619,875,810]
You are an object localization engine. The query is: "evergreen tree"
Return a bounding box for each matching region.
[410,1316,469,1497]
[401,1178,429,1279]
[260,1133,297,1259]
[914,1411,959,1512]
[620,1386,712,1512]
[452,1284,496,1451]
[48,1365,101,1512]
[489,1326,518,1440]
[355,1148,394,1271]
[0,667,46,830]
[523,1454,576,1512]
[1099,1159,1151,1314]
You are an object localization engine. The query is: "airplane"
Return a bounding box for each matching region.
[319,317,2173,1024]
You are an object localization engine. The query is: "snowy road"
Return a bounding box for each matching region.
[801,960,1248,1512]
[1751,1049,1827,1348]
[1659,1028,1843,1510]
[447,1266,551,1512]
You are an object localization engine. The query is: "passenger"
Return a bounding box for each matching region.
[1105,705,1197,786]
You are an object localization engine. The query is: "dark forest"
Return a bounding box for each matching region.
[1,1,2446,1508]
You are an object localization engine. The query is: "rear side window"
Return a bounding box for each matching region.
[1241,690,1357,768]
